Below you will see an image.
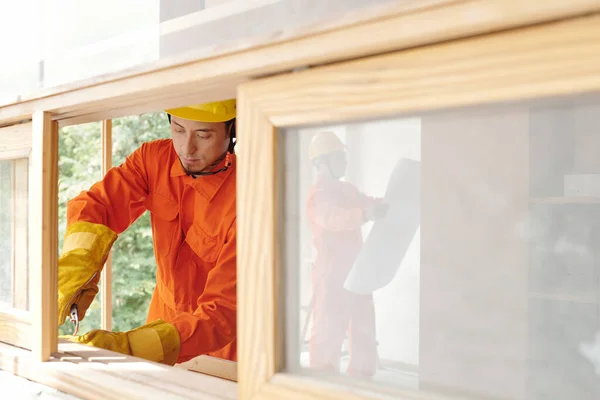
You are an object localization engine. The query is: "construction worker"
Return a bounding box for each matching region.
[58,100,237,366]
[305,131,388,377]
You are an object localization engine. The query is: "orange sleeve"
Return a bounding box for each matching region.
[66,143,149,234]
[173,220,237,362]
[307,186,368,231]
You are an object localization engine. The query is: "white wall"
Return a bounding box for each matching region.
[348,118,421,367]
[420,108,530,399]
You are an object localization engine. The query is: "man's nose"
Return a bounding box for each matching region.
[182,133,197,155]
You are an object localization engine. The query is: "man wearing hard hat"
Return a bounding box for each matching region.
[57,100,237,365]
[306,131,388,377]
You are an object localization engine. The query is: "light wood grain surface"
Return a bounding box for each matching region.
[0,123,32,158]
[237,92,278,399]
[239,14,600,128]
[176,355,238,382]
[0,308,31,349]
[100,120,113,332]
[30,112,59,361]
[0,340,238,400]
[0,0,598,127]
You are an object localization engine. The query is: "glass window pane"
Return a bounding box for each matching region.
[111,112,169,332]
[282,93,600,399]
[58,122,102,335]
[0,158,29,311]
[0,161,12,305]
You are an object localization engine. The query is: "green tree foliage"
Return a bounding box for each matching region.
[111,113,170,331]
[58,112,169,335]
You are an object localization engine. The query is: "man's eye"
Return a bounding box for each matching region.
[175,129,185,134]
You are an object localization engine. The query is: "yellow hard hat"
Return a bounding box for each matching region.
[309,131,346,161]
[165,99,236,123]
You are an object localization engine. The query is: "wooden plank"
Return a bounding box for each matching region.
[0,123,32,154]
[0,0,598,127]
[0,308,31,349]
[11,157,29,310]
[241,14,600,128]
[237,91,278,399]
[177,355,238,382]
[260,373,467,400]
[236,13,600,400]
[100,120,112,331]
[0,341,238,400]
[30,113,59,361]
[58,342,238,400]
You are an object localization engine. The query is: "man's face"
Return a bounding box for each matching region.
[170,116,230,175]
[318,150,347,179]
[329,150,348,178]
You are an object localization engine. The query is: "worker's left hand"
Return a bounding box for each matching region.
[60,319,181,365]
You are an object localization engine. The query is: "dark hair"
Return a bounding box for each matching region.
[167,113,236,152]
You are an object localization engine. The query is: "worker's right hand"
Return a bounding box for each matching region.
[57,221,117,326]
[60,319,181,366]
[364,203,390,222]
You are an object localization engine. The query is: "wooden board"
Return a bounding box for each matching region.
[100,120,112,331]
[176,355,238,382]
[0,340,238,400]
[344,157,420,294]
[30,112,59,361]
[0,123,32,159]
[0,1,598,127]
[0,308,31,349]
[237,99,278,398]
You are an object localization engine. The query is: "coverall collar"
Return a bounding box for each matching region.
[170,152,236,202]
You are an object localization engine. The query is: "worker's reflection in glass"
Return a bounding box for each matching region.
[305,132,388,377]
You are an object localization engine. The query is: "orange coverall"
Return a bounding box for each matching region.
[66,139,237,363]
[306,174,379,376]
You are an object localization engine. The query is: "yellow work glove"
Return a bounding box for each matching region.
[58,221,117,326]
[60,319,181,366]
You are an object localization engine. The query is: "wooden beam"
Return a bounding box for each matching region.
[30,112,58,361]
[237,94,278,399]
[0,308,31,349]
[101,120,113,331]
[246,14,600,128]
[0,0,598,127]
[0,123,32,155]
[177,355,238,382]
[0,340,238,400]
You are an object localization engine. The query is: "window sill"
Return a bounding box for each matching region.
[0,340,237,400]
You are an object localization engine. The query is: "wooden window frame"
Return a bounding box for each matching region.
[0,119,48,357]
[0,1,598,398]
[236,13,600,400]
[100,119,113,331]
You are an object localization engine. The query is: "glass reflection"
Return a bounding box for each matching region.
[0,161,12,306]
[283,94,600,399]
[0,158,29,311]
